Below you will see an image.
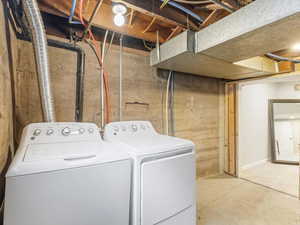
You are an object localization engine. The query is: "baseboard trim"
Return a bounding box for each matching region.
[241,158,270,170]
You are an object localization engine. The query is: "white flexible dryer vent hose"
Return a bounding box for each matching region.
[22,0,56,122]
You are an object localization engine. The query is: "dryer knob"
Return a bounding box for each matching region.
[33,129,41,136]
[79,128,85,134]
[62,127,71,136]
[132,125,138,132]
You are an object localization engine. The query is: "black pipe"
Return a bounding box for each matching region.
[17,35,86,122]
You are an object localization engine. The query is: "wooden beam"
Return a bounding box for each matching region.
[200,9,229,28]
[222,0,240,10]
[112,0,199,30]
[142,17,156,33]
[165,26,181,42]
[128,9,135,26]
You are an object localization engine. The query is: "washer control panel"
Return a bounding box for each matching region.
[23,122,100,144]
[104,121,157,140]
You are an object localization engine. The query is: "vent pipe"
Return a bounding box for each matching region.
[22,0,56,122]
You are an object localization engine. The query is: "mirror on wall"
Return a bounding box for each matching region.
[269,99,300,165]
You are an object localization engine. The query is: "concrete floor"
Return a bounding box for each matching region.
[239,162,299,197]
[197,175,300,225]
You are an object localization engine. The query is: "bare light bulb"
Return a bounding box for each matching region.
[292,43,300,51]
[114,14,125,27]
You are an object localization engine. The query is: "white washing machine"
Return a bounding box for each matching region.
[4,122,132,225]
[104,121,196,225]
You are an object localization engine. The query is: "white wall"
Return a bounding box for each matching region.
[238,83,276,169]
[238,81,300,170]
[274,82,300,99]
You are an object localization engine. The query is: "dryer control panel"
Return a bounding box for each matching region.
[22,122,100,144]
[104,121,157,140]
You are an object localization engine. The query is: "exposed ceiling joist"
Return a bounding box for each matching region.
[112,0,199,30]
[200,9,229,28]
[38,0,171,42]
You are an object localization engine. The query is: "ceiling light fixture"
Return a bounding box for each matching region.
[112,3,127,27]
[292,43,300,51]
[112,3,127,15]
[114,14,125,27]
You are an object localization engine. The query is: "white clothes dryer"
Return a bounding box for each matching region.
[104,121,196,225]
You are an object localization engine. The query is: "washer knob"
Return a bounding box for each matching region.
[62,127,71,136]
[113,126,120,132]
[33,129,41,136]
[79,128,85,134]
[46,129,54,135]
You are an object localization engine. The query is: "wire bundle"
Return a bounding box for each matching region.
[78,0,111,127]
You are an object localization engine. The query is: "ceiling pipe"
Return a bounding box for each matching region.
[160,0,204,23]
[173,0,212,4]
[22,0,56,122]
[266,53,300,64]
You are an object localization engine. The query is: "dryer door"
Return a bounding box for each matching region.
[141,152,196,225]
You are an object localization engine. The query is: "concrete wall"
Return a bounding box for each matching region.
[0,0,17,220]
[238,83,276,169]
[14,36,224,178]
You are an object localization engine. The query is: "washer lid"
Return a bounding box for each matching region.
[7,141,132,177]
[24,141,99,162]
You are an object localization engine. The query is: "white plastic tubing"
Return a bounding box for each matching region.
[22,0,56,122]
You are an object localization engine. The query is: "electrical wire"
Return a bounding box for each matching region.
[84,39,111,125]
[143,40,154,51]
[169,72,175,136]
[104,32,115,59]
[165,71,173,135]
[79,0,111,126]
[101,30,109,129]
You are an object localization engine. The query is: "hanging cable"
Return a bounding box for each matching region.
[84,39,111,125]
[165,71,173,135]
[104,32,115,58]
[119,35,123,121]
[143,40,154,51]
[79,0,111,127]
[169,72,175,136]
[101,30,109,129]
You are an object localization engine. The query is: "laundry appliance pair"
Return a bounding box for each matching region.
[4,121,196,225]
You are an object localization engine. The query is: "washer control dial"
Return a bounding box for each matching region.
[33,129,41,136]
[62,127,71,136]
[46,129,54,136]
